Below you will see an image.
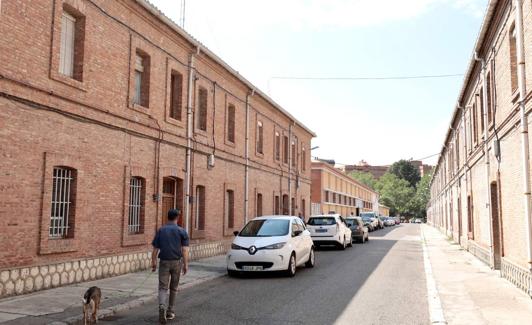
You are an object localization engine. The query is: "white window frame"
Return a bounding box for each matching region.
[59,11,76,77]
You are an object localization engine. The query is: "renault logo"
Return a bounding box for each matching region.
[248,246,257,255]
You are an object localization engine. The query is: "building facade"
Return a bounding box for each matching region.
[427,0,532,297]
[0,0,314,298]
[342,160,433,179]
[311,162,379,217]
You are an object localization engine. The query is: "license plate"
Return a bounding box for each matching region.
[316,229,327,233]
[242,265,263,271]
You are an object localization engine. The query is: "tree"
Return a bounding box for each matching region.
[349,171,377,189]
[408,173,432,219]
[389,160,421,188]
[375,173,415,216]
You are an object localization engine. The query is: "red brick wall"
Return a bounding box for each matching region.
[0,0,313,269]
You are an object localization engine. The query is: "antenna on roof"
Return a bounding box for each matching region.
[179,0,186,28]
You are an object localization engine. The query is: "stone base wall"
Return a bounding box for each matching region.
[189,240,231,260]
[467,240,491,266]
[501,258,532,298]
[0,252,152,299]
[0,240,230,299]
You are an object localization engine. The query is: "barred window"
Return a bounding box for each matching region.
[50,167,76,238]
[197,87,208,131]
[128,177,145,234]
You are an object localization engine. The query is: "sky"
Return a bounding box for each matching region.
[150,0,488,166]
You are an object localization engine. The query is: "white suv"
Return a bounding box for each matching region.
[306,214,352,249]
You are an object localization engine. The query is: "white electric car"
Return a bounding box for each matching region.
[227,216,315,277]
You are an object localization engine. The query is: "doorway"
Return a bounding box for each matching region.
[162,177,184,227]
[490,181,503,269]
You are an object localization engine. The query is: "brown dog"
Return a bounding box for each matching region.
[82,286,101,324]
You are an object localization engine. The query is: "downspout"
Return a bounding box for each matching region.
[475,51,494,268]
[514,0,532,271]
[244,89,255,223]
[288,121,294,215]
[184,47,199,234]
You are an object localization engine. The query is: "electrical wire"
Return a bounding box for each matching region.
[270,73,464,81]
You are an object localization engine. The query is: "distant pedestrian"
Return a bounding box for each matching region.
[152,208,190,324]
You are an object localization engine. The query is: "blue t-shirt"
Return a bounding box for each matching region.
[152,223,190,260]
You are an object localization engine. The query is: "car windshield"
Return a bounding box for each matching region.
[239,219,290,237]
[361,216,371,221]
[345,219,356,226]
[308,217,336,226]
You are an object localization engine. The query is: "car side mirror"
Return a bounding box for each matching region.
[233,230,239,236]
[293,230,303,237]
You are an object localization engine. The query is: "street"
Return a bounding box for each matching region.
[101,224,429,325]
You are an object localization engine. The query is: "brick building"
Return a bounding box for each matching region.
[341,160,432,179]
[427,0,532,297]
[311,161,379,217]
[0,0,314,297]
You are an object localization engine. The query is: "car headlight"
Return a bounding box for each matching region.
[231,243,245,250]
[262,242,286,250]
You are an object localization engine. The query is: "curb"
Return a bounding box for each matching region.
[55,272,225,325]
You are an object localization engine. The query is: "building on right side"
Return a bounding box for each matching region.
[427,0,532,297]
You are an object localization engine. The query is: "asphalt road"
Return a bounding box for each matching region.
[101,224,429,325]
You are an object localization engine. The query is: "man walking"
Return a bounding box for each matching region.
[152,208,190,324]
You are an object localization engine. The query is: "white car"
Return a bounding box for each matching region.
[227,216,315,277]
[306,214,352,249]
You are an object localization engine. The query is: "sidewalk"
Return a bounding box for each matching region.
[421,225,532,325]
[0,255,227,325]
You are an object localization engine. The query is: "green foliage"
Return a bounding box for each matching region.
[348,171,377,189]
[408,174,432,219]
[389,160,421,188]
[375,173,415,216]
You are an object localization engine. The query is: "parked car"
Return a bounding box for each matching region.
[346,217,369,243]
[360,212,383,229]
[306,214,352,249]
[384,217,396,226]
[361,216,374,231]
[227,216,315,277]
[415,218,422,224]
[393,217,400,225]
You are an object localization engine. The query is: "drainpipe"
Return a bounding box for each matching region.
[184,47,199,234]
[288,122,293,215]
[514,0,532,271]
[244,89,255,223]
[475,52,494,268]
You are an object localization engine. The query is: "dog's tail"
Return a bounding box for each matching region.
[83,288,92,305]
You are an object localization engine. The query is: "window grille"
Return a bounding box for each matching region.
[128,177,144,234]
[50,167,74,238]
[198,87,208,131]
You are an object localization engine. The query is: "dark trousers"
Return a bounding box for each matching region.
[158,259,182,311]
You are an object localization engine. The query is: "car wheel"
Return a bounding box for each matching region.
[348,237,353,247]
[340,237,347,250]
[227,269,238,277]
[305,248,315,268]
[366,234,369,242]
[286,253,296,277]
